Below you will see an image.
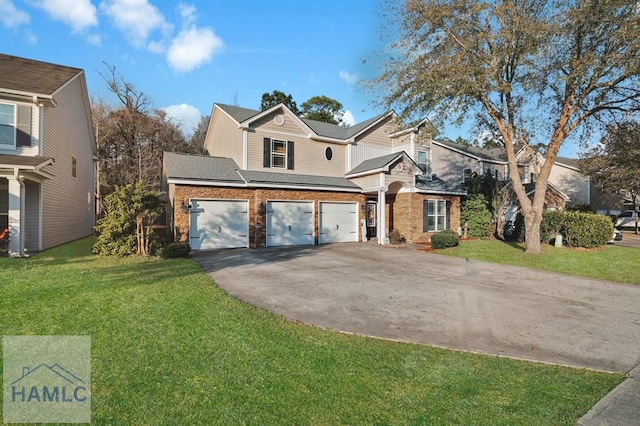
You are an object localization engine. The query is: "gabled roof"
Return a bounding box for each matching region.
[502,180,571,201]
[433,139,508,162]
[0,54,82,98]
[163,152,244,184]
[215,102,394,142]
[164,152,361,191]
[415,176,467,195]
[554,156,580,170]
[0,154,53,169]
[346,152,419,177]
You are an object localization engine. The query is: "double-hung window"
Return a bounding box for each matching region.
[423,199,447,232]
[417,150,429,175]
[263,138,294,170]
[0,103,15,148]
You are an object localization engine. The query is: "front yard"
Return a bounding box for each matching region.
[437,239,640,285]
[0,238,623,424]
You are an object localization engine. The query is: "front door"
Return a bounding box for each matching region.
[366,202,377,239]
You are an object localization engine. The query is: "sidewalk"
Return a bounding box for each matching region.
[578,363,640,425]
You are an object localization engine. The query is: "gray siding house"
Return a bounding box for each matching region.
[0,54,95,256]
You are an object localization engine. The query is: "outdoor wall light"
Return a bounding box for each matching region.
[180,200,190,212]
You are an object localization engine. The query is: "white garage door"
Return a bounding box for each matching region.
[319,202,358,244]
[266,201,314,247]
[189,199,248,250]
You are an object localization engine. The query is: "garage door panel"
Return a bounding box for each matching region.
[319,202,358,244]
[189,200,248,250]
[267,201,314,247]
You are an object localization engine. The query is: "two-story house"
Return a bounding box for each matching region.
[0,54,95,257]
[162,103,465,250]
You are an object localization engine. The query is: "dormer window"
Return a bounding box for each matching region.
[0,103,15,147]
[263,138,294,170]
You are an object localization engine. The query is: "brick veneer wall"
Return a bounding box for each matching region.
[388,192,461,242]
[171,185,365,247]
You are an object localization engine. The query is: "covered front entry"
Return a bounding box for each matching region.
[266,201,314,247]
[189,199,249,250]
[318,202,358,244]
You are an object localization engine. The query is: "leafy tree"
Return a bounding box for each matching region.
[462,171,501,237]
[580,121,640,232]
[93,182,163,256]
[260,90,300,114]
[374,0,640,253]
[301,95,345,125]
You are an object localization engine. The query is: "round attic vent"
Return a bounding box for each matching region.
[395,163,404,172]
[274,114,285,126]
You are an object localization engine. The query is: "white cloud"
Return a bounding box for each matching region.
[86,33,102,46]
[0,0,30,28]
[162,103,201,137]
[25,31,38,44]
[100,0,170,47]
[34,0,97,32]
[339,70,360,85]
[178,3,196,25]
[342,110,356,126]
[166,26,223,73]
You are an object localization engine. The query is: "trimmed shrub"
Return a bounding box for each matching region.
[461,194,492,238]
[540,210,565,244]
[431,229,460,249]
[157,243,191,259]
[541,210,613,248]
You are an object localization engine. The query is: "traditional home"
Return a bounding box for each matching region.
[162,103,464,250]
[0,54,95,256]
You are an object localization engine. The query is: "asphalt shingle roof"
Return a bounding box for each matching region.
[163,152,244,183]
[415,176,467,195]
[216,103,390,140]
[164,152,360,190]
[435,139,508,162]
[347,152,404,175]
[0,54,82,96]
[240,170,360,190]
[555,156,579,169]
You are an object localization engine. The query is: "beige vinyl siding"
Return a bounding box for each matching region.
[354,115,394,148]
[247,131,346,177]
[549,164,589,205]
[349,174,380,192]
[251,111,308,137]
[431,143,479,185]
[41,74,95,250]
[349,144,392,171]
[205,109,243,165]
[388,161,416,189]
[24,180,40,251]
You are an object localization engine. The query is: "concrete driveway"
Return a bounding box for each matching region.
[194,243,640,373]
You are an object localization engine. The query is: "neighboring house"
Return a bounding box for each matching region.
[0,54,95,256]
[162,103,464,250]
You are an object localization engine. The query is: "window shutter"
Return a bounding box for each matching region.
[287,141,294,170]
[263,138,271,167]
[16,106,31,147]
[422,200,429,232]
[446,200,451,230]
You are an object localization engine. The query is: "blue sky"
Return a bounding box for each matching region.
[1,0,580,156]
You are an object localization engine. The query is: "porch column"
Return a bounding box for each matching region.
[8,176,25,257]
[378,173,387,245]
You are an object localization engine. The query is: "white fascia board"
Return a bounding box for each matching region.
[248,182,362,192]
[167,178,247,188]
[309,134,351,144]
[346,168,388,179]
[416,188,466,196]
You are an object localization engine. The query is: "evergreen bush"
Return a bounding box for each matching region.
[431,229,460,249]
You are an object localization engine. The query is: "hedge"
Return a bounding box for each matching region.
[541,210,612,248]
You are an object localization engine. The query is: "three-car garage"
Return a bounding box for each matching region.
[188,198,360,250]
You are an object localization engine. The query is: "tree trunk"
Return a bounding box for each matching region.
[523,209,543,253]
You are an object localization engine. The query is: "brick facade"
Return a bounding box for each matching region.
[171,184,366,248]
[386,192,461,242]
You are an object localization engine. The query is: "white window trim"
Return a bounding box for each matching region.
[426,199,447,232]
[0,102,17,149]
[270,139,287,169]
[417,150,428,174]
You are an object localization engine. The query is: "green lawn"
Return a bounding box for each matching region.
[0,238,623,425]
[437,239,640,284]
